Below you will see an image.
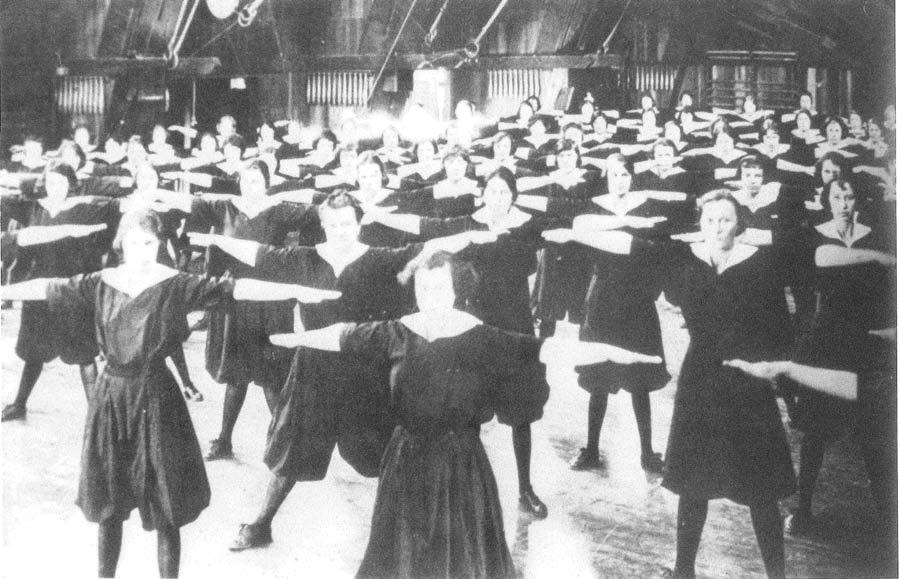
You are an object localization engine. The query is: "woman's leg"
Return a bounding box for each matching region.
[750,500,786,579]
[207,381,250,460]
[157,522,181,579]
[262,384,281,415]
[98,519,123,578]
[794,434,826,519]
[513,423,547,518]
[2,359,43,421]
[572,392,608,470]
[231,474,296,550]
[632,390,663,472]
[673,497,708,579]
[79,361,98,398]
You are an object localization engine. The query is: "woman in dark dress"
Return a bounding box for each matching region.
[544,153,683,474]
[187,191,499,551]
[271,250,663,579]
[159,160,320,460]
[0,208,341,578]
[1,163,119,421]
[784,179,896,534]
[546,189,796,578]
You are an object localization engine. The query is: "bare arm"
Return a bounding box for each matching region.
[233,278,340,303]
[187,233,261,266]
[16,224,108,247]
[541,338,663,366]
[1,278,63,301]
[270,323,347,351]
[815,245,896,268]
[723,360,858,401]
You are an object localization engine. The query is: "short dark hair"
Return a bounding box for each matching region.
[45,161,78,190]
[314,130,339,150]
[319,189,363,222]
[739,155,764,174]
[484,167,518,202]
[822,116,848,140]
[814,152,846,184]
[113,209,163,257]
[397,250,480,308]
[240,159,270,189]
[696,189,747,235]
[821,179,855,215]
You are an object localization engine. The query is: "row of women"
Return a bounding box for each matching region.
[0,88,895,578]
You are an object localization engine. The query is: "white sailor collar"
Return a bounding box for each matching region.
[400,309,483,342]
[549,168,587,188]
[415,161,443,180]
[648,165,686,179]
[710,148,746,164]
[230,196,281,219]
[592,192,648,216]
[350,188,394,207]
[753,143,791,158]
[814,218,872,247]
[470,205,532,231]
[38,197,84,217]
[733,185,779,213]
[690,242,758,274]
[101,264,179,298]
[315,241,369,277]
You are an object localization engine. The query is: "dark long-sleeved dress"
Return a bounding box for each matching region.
[636,240,796,504]
[187,198,316,387]
[340,319,546,579]
[47,271,235,529]
[3,197,119,365]
[575,194,683,394]
[250,243,422,480]
[792,221,896,440]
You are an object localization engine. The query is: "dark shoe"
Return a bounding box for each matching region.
[641,452,665,474]
[784,509,813,534]
[205,439,233,461]
[229,523,273,551]
[1,403,26,422]
[518,487,548,519]
[570,448,605,471]
[182,384,204,402]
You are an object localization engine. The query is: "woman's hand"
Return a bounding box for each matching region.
[671,231,704,243]
[269,333,307,348]
[625,215,667,229]
[294,287,342,303]
[869,328,897,342]
[723,359,790,381]
[541,228,575,244]
[187,232,219,247]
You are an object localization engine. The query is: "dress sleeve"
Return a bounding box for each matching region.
[419,216,471,239]
[475,325,543,376]
[339,321,402,364]
[254,244,314,282]
[47,271,102,314]
[187,197,224,231]
[631,237,691,306]
[176,273,236,311]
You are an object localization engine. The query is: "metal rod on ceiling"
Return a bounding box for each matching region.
[425,0,452,47]
[600,0,634,55]
[367,0,423,107]
[473,0,510,46]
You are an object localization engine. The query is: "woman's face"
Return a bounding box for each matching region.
[607,162,632,196]
[740,165,764,193]
[654,145,676,168]
[493,137,512,160]
[383,129,400,149]
[556,149,579,173]
[763,130,780,150]
[680,94,693,108]
[641,95,654,111]
[885,105,896,125]
[259,124,275,141]
[825,121,842,144]
[200,135,217,154]
[357,162,383,192]
[849,113,863,131]
[316,138,335,156]
[122,227,160,267]
[127,142,148,166]
[580,102,594,120]
[417,142,436,163]
[60,146,81,170]
[518,103,534,124]
[73,127,91,149]
[820,159,841,185]
[799,94,812,110]
[286,121,302,141]
[44,172,70,204]
[700,199,739,251]
[339,149,358,169]
[444,156,468,182]
[563,127,583,146]
[715,132,734,153]
[642,110,657,129]
[321,205,361,247]
[135,168,158,191]
[664,123,682,143]
[868,122,883,142]
[743,97,757,114]
[796,113,811,132]
[455,101,473,121]
[223,144,242,163]
[828,184,856,221]
[414,264,456,312]
[482,176,514,215]
[592,116,608,134]
[152,126,168,145]
[239,169,267,198]
[106,139,124,158]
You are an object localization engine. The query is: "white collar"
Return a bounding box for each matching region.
[38,197,81,217]
[400,309,482,342]
[649,165,686,178]
[100,264,179,297]
[434,178,479,199]
[592,192,648,216]
[814,218,872,247]
[690,242,758,274]
[231,196,280,219]
[470,205,531,231]
[711,148,745,164]
[733,185,779,212]
[315,242,369,277]
[549,168,586,187]
[753,143,790,158]
[350,188,393,207]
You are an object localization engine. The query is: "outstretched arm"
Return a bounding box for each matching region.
[815,245,896,268]
[233,279,340,303]
[723,359,858,401]
[188,233,261,266]
[1,278,63,301]
[16,224,108,247]
[541,338,663,366]
[270,323,347,351]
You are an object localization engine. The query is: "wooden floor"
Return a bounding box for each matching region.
[1,303,896,578]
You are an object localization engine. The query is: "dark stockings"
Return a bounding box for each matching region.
[98,520,123,578]
[168,346,195,391]
[674,497,784,579]
[262,385,281,414]
[512,423,533,493]
[80,362,97,397]
[157,523,181,578]
[12,359,96,408]
[217,381,250,446]
[585,390,656,457]
[252,475,297,528]
[796,434,826,515]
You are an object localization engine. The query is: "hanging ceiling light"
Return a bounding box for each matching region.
[206,0,239,19]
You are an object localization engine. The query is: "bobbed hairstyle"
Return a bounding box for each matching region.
[397,250,480,309]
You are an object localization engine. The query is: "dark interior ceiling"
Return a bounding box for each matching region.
[0,0,894,73]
